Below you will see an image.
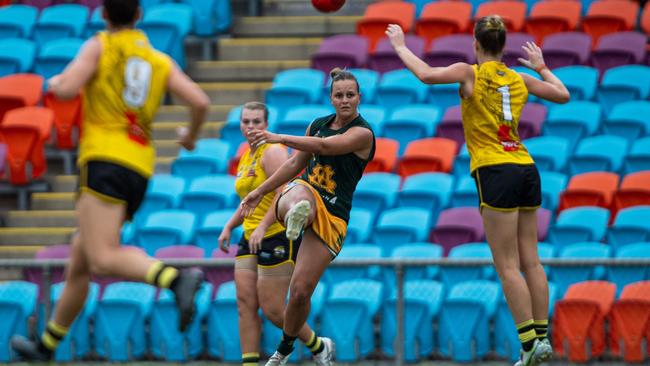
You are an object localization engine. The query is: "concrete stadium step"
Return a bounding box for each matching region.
[0,245,43,258]
[0,227,75,246]
[47,175,77,193]
[152,121,223,140]
[155,105,235,122]
[232,16,360,37]
[218,38,321,61]
[32,192,76,210]
[189,60,310,82]
[6,210,76,227]
[171,82,273,105]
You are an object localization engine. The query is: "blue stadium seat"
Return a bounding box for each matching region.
[94,282,156,361]
[0,5,37,39]
[383,243,443,294]
[33,4,89,47]
[384,104,441,156]
[0,38,35,77]
[597,65,650,114]
[265,69,325,118]
[85,6,105,37]
[141,0,173,10]
[0,281,38,362]
[438,280,500,362]
[324,245,382,285]
[548,206,610,245]
[450,175,478,207]
[49,282,99,361]
[140,3,193,69]
[172,139,230,179]
[452,143,470,178]
[34,38,84,80]
[180,174,237,221]
[213,0,232,33]
[373,208,432,255]
[222,104,280,149]
[552,242,611,296]
[568,134,628,175]
[552,66,598,101]
[397,172,453,219]
[323,68,380,104]
[623,136,650,174]
[427,83,461,112]
[540,171,568,212]
[276,104,333,136]
[195,209,242,255]
[525,136,571,172]
[133,174,186,228]
[543,101,602,151]
[376,69,428,109]
[121,221,136,245]
[608,242,650,296]
[150,282,212,361]
[179,0,220,36]
[135,210,197,255]
[538,242,555,277]
[320,279,383,361]
[603,101,650,142]
[353,173,401,224]
[346,207,373,244]
[207,281,240,361]
[607,206,650,250]
[381,280,444,361]
[358,104,387,136]
[440,242,494,290]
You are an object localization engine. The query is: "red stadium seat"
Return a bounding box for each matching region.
[0,74,43,122]
[611,171,650,217]
[228,141,248,176]
[365,137,399,173]
[582,0,639,47]
[608,282,650,362]
[558,171,619,212]
[397,137,457,178]
[415,1,471,50]
[525,0,582,44]
[44,92,82,150]
[474,0,527,32]
[356,1,416,52]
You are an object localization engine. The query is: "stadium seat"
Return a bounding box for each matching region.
[450,176,478,208]
[427,83,462,114]
[324,244,382,285]
[397,172,454,217]
[33,4,89,47]
[415,1,471,47]
[356,1,416,52]
[383,104,441,155]
[34,37,84,80]
[276,104,333,136]
[265,69,325,117]
[541,32,591,70]
[0,281,38,362]
[518,102,547,139]
[310,35,369,76]
[221,104,279,149]
[204,247,237,296]
[356,104,387,135]
[23,244,70,302]
[612,171,650,215]
[376,68,428,110]
[438,280,500,362]
[77,0,103,11]
[607,243,650,296]
[440,242,494,290]
[0,4,38,38]
[320,279,383,361]
[381,280,444,361]
[85,6,105,37]
[603,101,650,142]
[0,38,35,77]
[195,210,242,256]
[134,210,197,255]
[543,101,602,151]
[537,208,552,242]
[552,242,611,296]
[592,32,647,75]
[140,3,193,69]
[180,0,224,37]
[623,137,650,174]
[568,135,628,175]
[0,73,43,121]
[364,137,398,173]
[547,206,610,245]
[553,281,616,362]
[607,207,650,250]
[155,244,204,259]
[94,282,156,361]
[431,207,484,255]
[368,35,425,74]
[397,137,458,177]
[475,1,526,32]
[207,281,240,361]
[608,281,650,362]
[526,0,581,44]
[435,105,463,146]
[525,136,570,172]
[132,174,186,228]
[424,34,475,67]
[346,69,381,105]
[558,172,620,212]
[582,0,639,48]
[44,92,82,172]
[373,207,432,255]
[353,172,401,224]
[346,208,373,244]
[384,244,443,290]
[597,65,650,114]
[552,65,598,101]
[452,143,470,178]
[171,139,230,180]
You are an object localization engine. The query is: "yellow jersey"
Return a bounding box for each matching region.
[462,61,534,173]
[78,29,172,177]
[235,143,285,240]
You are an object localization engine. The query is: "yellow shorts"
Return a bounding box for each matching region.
[291,179,347,257]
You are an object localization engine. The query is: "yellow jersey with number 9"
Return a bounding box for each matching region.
[78,29,172,178]
[461,61,534,173]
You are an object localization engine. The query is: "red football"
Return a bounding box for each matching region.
[312,0,345,13]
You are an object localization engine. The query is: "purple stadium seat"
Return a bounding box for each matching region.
[424,34,475,67]
[368,35,426,74]
[155,245,204,259]
[519,102,548,139]
[76,0,103,11]
[430,207,485,255]
[19,0,54,10]
[435,105,464,146]
[23,244,70,301]
[0,143,6,175]
[205,247,237,296]
[542,32,591,69]
[591,32,647,75]
[310,35,369,76]
[503,32,535,67]
[537,208,551,242]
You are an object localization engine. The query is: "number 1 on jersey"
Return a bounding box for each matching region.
[497,85,513,122]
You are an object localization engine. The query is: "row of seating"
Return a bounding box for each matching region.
[356,0,646,52]
[2,278,649,362]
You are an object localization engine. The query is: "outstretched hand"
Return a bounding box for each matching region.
[385,23,406,49]
[518,41,546,72]
[240,189,263,218]
[247,129,282,148]
[176,126,196,151]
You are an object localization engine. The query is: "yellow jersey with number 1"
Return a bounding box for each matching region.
[461,61,534,173]
[78,29,172,178]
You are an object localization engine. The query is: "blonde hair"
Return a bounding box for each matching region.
[241,101,268,121]
[329,67,360,94]
[474,15,507,55]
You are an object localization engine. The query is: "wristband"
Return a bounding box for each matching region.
[535,64,548,74]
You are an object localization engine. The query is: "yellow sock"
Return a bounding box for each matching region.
[242,352,259,366]
[305,330,324,354]
[517,319,537,352]
[40,321,69,351]
[534,319,549,340]
[145,261,178,289]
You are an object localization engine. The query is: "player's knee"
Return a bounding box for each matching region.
[289,280,314,307]
[260,301,284,325]
[236,292,258,316]
[87,253,113,277]
[520,257,543,274]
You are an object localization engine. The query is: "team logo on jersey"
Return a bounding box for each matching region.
[497,125,520,152]
[247,159,257,177]
[308,163,337,194]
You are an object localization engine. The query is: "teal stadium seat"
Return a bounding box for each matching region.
[346,207,373,243]
[172,139,231,179]
[0,281,38,362]
[376,69,428,109]
[358,104,387,135]
[548,206,610,245]
[452,143,470,177]
[540,171,568,212]
[383,243,443,294]
[276,104,334,136]
[597,65,650,114]
[397,172,454,219]
[0,5,37,39]
[603,101,650,142]
[34,38,84,81]
[0,38,35,77]
[324,245,382,285]
[353,172,401,224]
[33,4,89,47]
[568,134,628,175]
[544,101,602,151]
[427,83,461,112]
[440,242,494,290]
[450,175,478,207]
[623,136,650,174]
[384,104,441,155]
[608,242,650,295]
[607,206,650,249]
[373,207,432,255]
[525,136,571,172]
[135,210,197,255]
[195,209,242,255]
[552,66,598,101]
[132,174,187,228]
[265,69,325,118]
[553,242,612,296]
[180,174,237,222]
[207,281,240,361]
[85,6,105,37]
[140,3,193,69]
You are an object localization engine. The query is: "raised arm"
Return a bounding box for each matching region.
[518,41,570,104]
[47,37,101,99]
[248,126,372,157]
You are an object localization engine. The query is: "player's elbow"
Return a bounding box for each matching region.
[554,89,570,104]
[191,92,211,113]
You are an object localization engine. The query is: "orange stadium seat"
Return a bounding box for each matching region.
[0,73,43,122]
[227,141,248,176]
[44,92,82,150]
[397,137,457,178]
[558,171,619,212]
[365,137,399,173]
[525,0,582,44]
[582,0,640,47]
[608,281,650,362]
[611,171,650,216]
[642,3,650,36]
[357,1,416,52]
[415,1,471,49]
[553,281,616,362]
[474,0,527,32]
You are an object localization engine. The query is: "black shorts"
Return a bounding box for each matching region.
[236,231,301,267]
[79,160,149,220]
[472,163,542,211]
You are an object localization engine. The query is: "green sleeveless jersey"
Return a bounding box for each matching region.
[299,114,375,223]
